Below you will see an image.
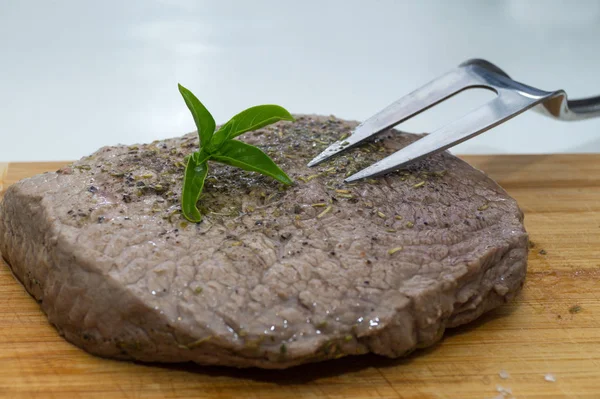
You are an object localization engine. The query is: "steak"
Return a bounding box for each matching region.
[0,115,528,368]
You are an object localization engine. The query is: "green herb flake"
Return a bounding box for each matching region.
[280,343,287,355]
[406,221,415,228]
[317,205,333,219]
[377,211,386,218]
[186,336,212,349]
[388,246,403,255]
[304,174,321,182]
[569,305,582,314]
[413,181,426,188]
[477,204,489,211]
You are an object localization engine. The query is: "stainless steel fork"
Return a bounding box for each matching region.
[308,59,600,182]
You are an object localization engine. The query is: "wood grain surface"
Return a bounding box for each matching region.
[1,156,599,399]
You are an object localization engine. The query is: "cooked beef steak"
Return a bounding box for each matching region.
[0,115,527,368]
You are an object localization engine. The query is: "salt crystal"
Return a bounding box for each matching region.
[545,373,556,382]
[499,370,510,379]
[496,384,513,396]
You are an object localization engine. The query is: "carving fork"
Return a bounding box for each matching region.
[308,59,600,182]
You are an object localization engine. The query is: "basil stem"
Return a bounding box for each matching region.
[181,151,210,222]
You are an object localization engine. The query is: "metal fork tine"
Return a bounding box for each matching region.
[307,69,470,167]
[310,58,600,181]
[345,93,534,182]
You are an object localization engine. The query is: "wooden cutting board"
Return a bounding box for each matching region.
[1,156,599,399]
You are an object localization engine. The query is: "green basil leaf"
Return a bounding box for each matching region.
[227,105,294,139]
[206,118,236,154]
[178,84,216,147]
[212,140,293,185]
[181,151,211,222]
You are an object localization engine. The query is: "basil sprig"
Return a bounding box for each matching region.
[178,84,294,222]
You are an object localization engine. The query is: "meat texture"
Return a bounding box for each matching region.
[0,116,528,368]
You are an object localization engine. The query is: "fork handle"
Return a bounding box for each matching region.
[538,93,600,121]
[463,59,600,120]
[567,95,600,117]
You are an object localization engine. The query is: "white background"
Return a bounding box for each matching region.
[1,0,599,162]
